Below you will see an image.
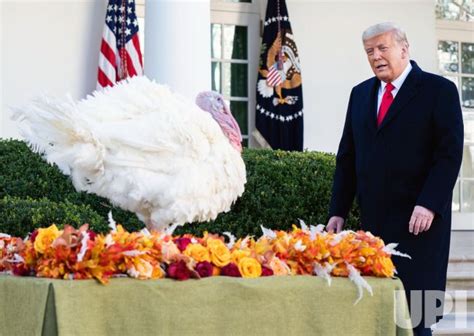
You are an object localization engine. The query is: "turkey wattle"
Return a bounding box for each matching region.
[12,76,247,231]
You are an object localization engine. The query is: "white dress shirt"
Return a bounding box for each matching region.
[377,62,413,115]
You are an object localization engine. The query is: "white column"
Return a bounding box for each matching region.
[145,0,211,100]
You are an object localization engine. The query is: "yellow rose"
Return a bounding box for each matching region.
[231,249,251,265]
[238,257,262,278]
[208,239,231,267]
[34,225,61,254]
[184,243,211,263]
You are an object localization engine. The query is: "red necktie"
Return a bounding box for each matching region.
[377,82,395,126]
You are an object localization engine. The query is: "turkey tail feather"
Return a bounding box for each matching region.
[11,95,105,190]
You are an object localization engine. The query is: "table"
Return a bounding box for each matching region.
[0,275,412,336]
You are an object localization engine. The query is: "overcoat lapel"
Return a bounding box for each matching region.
[364,77,379,134]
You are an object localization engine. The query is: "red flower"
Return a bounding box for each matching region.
[173,237,192,252]
[87,231,97,241]
[196,261,213,278]
[29,229,39,243]
[167,260,191,280]
[261,267,274,276]
[12,264,30,276]
[221,263,241,277]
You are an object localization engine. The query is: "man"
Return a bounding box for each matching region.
[326,22,463,336]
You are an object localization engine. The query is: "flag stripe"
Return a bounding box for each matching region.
[124,48,137,77]
[97,0,143,89]
[132,34,143,68]
[125,40,142,76]
[98,68,114,88]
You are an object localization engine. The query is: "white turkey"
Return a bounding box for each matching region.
[12,76,246,231]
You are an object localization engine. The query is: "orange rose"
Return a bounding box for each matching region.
[268,257,291,276]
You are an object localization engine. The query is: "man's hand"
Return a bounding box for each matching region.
[409,205,435,235]
[326,216,345,233]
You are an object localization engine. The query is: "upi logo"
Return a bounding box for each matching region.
[394,290,468,329]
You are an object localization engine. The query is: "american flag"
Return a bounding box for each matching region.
[266,63,283,87]
[97,0,143,89]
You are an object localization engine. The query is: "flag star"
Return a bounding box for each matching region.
[260,108,265,113]
[118,28,123,34]
[114,4,118,11]
[271,17,276,22]
[280,116,285,121]
[133,19,138,26]
[270,113,275,118]
[118,16,124,23]
[127,7,132,14]
[125,28,131,36]
[128,0,134,3]
[284,16,288,20]
[119,5,125,12]
[106,15,112,23]
[107,5,113,11]
[127,18,131,25]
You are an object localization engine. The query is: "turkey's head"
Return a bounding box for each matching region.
[196,91,243,153]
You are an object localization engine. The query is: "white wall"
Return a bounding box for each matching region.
[0,0,106,139]
[287,0,437,153]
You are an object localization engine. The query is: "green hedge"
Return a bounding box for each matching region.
[0,196,108,237]
[0,139,360,237]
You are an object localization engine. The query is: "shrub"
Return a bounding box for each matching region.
[0,140,360,237]
[0,196,109,237]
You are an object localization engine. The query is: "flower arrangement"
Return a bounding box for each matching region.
[0,217,410,303]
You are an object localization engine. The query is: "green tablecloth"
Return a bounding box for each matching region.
[0,275,412,336]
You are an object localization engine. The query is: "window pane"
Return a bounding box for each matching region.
[230,100,248,134]
[211,62,221,92]
[231,63,248,97]
[223,25,248,60]
[211,24,222,59]
[436,0,474,22]
[222,63,248,97]
[461,77,474,108]
[462,145,474,178]
[462,180,474,212]
[452,179,460,212]
[438,41,459,73]
[461,43,474,74]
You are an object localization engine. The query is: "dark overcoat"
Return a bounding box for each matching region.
[329,60,463,322]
